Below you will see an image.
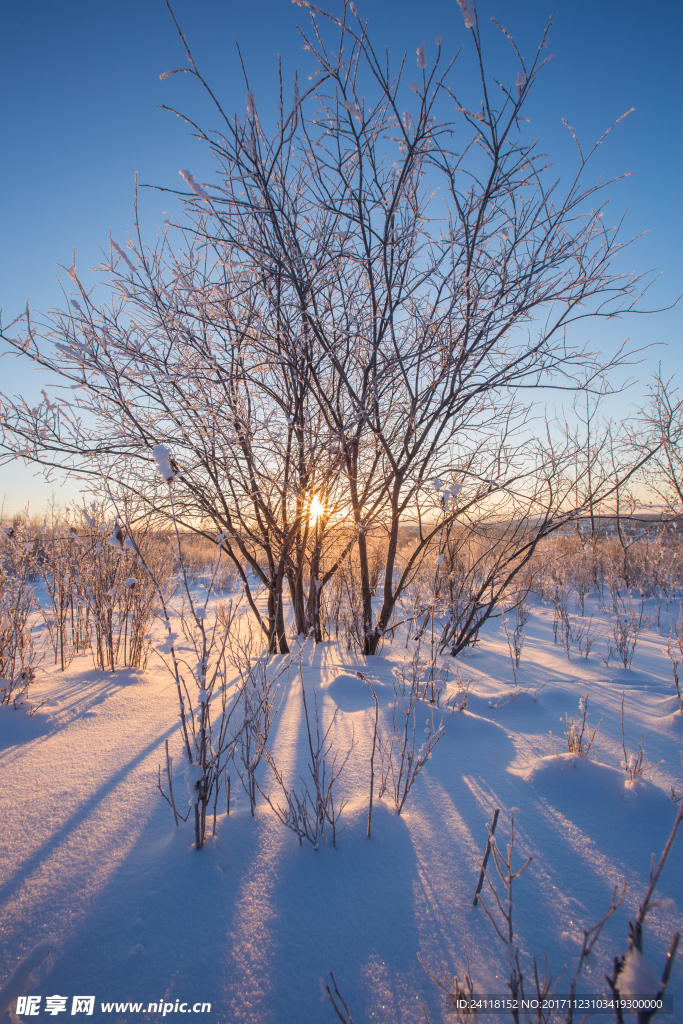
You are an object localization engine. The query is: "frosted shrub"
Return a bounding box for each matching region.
[320,567,344,641]
[433,524,524,658]
[531,533,683,616]
[174,594,243,846]
[564,695,601,757]
[419,814,563,1021]
[551,585,572,657]
[467,815,533,1008]
[226,617,287,817]
[177,533,240,592]
[79,513,172,672]
[155,593,246,846]
[511,600,531,664]
[262,665,352,848]
[377,643,446,815]
[665,610,683,712]
[610,604,643,669]
[607,800,683,1018]
[134,499,250,848]
[0,529,38,709]
[318,549,368,651]
[156,591,281,843]
[620,692,662,782]
[571,551,593,615]
[339,557,369,653]
[39,518,91,670]
[32,508,173,672]
[502,599,531,683]
[418,803,682,1024]
[571,614,601,658]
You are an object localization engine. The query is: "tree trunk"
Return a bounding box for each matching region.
[364,488,406,655]
[267,573,290,654]
[274,569,290,654]
[306,527,323,643]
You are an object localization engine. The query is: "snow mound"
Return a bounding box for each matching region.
[606,669,671,695]
[465,688,548,720]
[667,711,683,735]
[0,704,54,749]
[320,672,385,711]
[650,699,683,734]
[514,753,664,808]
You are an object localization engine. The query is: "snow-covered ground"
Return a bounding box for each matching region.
[1,590,681,1023]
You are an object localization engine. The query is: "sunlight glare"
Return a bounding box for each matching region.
[309,496,324,520]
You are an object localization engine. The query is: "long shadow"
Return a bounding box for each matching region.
[5,796,426,1024]
[4,640,679,1024]
[0,669,151,761]
[0,722,178,903]
[210,655,438,1022]
[400,709,682,1007]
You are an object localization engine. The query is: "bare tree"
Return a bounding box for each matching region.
[0,0,658,657]
[637,370,683,520]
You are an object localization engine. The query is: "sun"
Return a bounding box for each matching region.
[309,496,325,520]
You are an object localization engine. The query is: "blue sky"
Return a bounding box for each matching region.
[1,0,681,514]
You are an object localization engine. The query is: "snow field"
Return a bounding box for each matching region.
[0,588,681,1023]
